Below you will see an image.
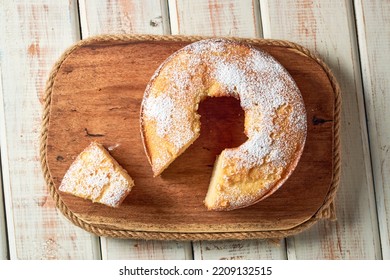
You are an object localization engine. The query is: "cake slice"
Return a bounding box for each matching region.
[59,142,134,207]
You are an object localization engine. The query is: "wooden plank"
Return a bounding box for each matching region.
[0,0,100,259]
[169,0,286,260]
[100,238,192,259]
[78,0,169,36]
[78,0,192,260]
[169,0,261,37]
[260,0,381,259]
[193,240,286,260]
[354,0,390,259]
[0,65,9,260]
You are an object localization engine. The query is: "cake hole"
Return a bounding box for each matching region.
[161,97,248,186]
[161,96,247,182]
[198,96,247,154]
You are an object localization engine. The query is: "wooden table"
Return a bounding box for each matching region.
[0,0,388,260]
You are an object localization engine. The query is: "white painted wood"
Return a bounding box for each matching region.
[260,0,381,259]
[0,0,100,259]
[79,0,193,259]
[100,238,193,260]
[193,240,286,260]
[169,0,261,37]
[167,0,179,34]
[169,0,285,260]
[0,65,9,260]
[78,0,168,36]
[354,0,390,260]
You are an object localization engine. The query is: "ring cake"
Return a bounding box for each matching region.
[140,38,307,211]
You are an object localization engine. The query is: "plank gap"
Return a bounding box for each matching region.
[160,0,172,35]
[167,0,179,34]
[76,0,84,40]
[0,65,10,259]
[351,0,383,259]
[0,61,16,259]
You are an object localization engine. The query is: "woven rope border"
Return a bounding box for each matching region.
[40,34,341,240]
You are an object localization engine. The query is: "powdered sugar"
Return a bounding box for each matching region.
[214,60,246,95]
[141,38,306,175]
[143,95,175,136]
[143,94,195,151]
[59,142,133,207]
[187,39,227,54]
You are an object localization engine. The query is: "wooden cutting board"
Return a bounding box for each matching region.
[44,35,338,239]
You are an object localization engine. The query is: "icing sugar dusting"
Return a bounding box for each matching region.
[143,94,195,151]
[142,38,306,174]
[59,142,133,207]
[188,39,226,54]
[210,44,305,169]
[143,95,175,136]
[214,61,246,98]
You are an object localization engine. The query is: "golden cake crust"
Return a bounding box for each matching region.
[140,38,307,211]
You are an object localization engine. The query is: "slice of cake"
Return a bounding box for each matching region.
[59,142,134,207]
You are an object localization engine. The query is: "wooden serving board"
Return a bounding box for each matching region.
[45,36,336,239]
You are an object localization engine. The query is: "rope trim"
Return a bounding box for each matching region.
[40,34,341,240]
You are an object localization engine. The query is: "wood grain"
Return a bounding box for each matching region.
[46,39,335,236]
[169,0,261,37]
[0,0,100,259]
[100,238,193,259]
[78,0,192,260]
[355,0,390,259]
[193,239,287,260]
[78,0,169,36]
[260,0,381,259]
